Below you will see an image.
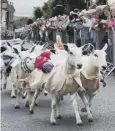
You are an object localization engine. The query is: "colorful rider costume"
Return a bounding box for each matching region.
[35,51,54,73]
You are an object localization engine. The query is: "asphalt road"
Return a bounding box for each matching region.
[1,75,115,131]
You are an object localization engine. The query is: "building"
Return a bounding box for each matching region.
[1,0,15,32]
[6,2,15,31]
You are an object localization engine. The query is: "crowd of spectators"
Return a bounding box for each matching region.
[15,3,115,63]
[1,31,14,40]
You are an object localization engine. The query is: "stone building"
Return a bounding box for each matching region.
[1,0,15,31]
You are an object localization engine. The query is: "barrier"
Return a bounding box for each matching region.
[112,27,115,65]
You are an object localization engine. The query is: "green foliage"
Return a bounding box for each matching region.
[43,0,87,17]
[33,7,43,19]
[96,0,107,5]
[32,0,52,20]
[42,1,52,19]
[14,17,29,28]
[33,0,106,19]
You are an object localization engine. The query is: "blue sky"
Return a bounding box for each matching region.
[10,0,47,17]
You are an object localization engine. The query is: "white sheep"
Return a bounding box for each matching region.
[79,44,108,113]
[10,45,43,101]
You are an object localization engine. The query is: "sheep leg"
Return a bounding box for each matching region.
[88,93,95,108]
[4,72,7,89]
[81,93,95,112]
[25,89,31,107]
[15,88,21,109]
[29,89,40,114]
[11,84,16,98]
[78,91,93,122]
[44,89,48,96]
[80,92,89,112]
[50,92,57,125]
[1,71,3,90]
[70,93,82,125]
[56,96,62,119]
[22,90,27,99]
[2,71,7,89]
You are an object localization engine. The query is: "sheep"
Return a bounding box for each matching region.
[79,44,108,113]
[0,40,39,91]
[10,44,43,99]
[0,42,20,90]
[0,41,33,91]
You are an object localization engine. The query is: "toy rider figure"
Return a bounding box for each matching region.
[34,50,55,73]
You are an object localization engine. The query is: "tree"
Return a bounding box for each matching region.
[14,17,29,28]
[36,0,107,19]
[42,0,52,19]
[33,7,43,19]
[50,0,87,16]
[96,0,107,5]
[50,0,64,16]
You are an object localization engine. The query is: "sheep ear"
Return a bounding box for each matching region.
[80,45,84,50]
[63,45,69,52]
[74,43,78,47]
[7,42,12,47]
[81,43,94,55]
[50,49,56,54]
[13,48,19,55]
[30,46,35,53]
[102,43,108,51]
[21,40,25,46]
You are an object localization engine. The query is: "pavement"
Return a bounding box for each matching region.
[1,75,115,131]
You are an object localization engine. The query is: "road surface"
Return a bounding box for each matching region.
[1,75,115,131]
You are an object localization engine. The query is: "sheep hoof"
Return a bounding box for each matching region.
[15,105,20,109]
[77,122,83,126]
[57,115,62,119]
[35,103,38,106]
[30,110,34,114]
[50,119,56,125]
[81,108,87,112]
[51,122,56,125]
[44,93,48,96]
[88,119,93,122]
[100,79,104,82]
[22,96,26,99]
[3,84,6,89]
[25,104,29,108]
[30,91,34,94]
[11,96,16,98]
[60,96,63,101]
[103,82,106,87]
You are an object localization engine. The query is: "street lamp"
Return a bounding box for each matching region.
[55,0,63,8]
